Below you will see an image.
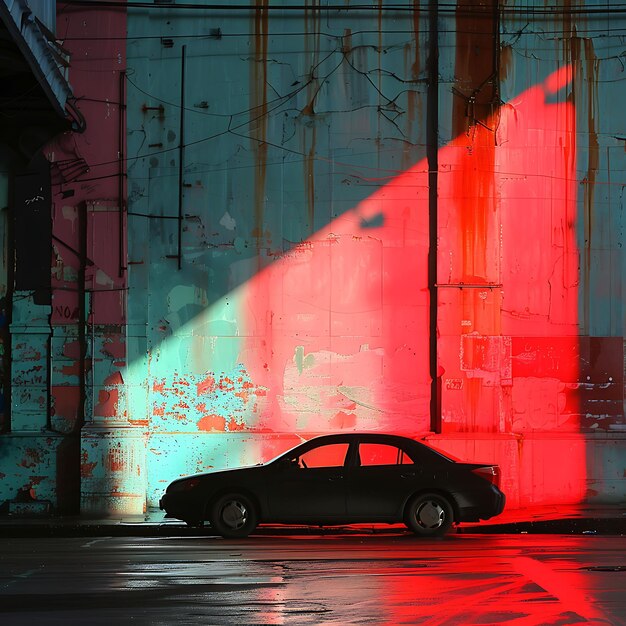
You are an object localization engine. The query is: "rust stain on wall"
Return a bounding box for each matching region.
[453,0,498,138]
[454,126,496,283]
[304,126,317,231]
[453,0,498,285]
[402,0,424,168]
[302,0,322,232]
[411,0,421,78]
[341,27,352,55]
[251,1,269,238]
[499,44,513,83]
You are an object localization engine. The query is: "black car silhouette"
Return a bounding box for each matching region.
[159,433,505,537]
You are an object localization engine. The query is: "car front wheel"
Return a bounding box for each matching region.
[405,493,454,537]
[210,493,258,538]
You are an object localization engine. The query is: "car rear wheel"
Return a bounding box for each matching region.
[210,493,258,538]
[405,493,454,537]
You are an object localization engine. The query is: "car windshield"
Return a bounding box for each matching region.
[262,439,312,465]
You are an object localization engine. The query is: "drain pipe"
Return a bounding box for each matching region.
[118,70,127,278]
[427,0,440,433]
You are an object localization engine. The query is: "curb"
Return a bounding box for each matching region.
[0,518,623,538]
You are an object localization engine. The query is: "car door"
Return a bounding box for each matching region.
[345,440,426,520]
[266,441,350,522]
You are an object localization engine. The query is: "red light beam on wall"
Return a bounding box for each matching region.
[242,65,585,509]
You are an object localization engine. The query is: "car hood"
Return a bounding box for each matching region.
[169,463,263,486]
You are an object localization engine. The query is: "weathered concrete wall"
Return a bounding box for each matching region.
[125,3,433,506]
[123,1,624,509]
[0,0,624,515]
[0,1,135,515]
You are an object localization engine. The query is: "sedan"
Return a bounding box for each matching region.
[159,433,505,537]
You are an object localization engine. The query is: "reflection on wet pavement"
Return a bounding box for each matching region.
[1,534,624,625]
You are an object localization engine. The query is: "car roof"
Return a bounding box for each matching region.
[299,432,422,446]
[265,432,458,464]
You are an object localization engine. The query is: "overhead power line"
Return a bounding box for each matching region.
[57,27,626,42]
[60,1,626,16]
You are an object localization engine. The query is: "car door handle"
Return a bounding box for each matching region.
[401,472,416,479]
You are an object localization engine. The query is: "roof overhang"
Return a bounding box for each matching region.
[0,0,74,158]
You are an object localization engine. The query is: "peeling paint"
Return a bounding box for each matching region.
[197,414,226,432]
[18,448,45,469]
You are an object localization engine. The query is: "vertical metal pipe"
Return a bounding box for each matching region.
[78,201,87,432]
[45,173,53,433]
[2,201,14,433]
[118,70,126,278]
[492,2,501,113]
[46,319,52,431]
[177,45,186,271]
[427,0,440,433]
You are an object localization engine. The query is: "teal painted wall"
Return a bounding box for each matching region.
[125,3,433,506]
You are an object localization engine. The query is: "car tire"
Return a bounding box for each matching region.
[404,492,454,537]
[210,493,258,538]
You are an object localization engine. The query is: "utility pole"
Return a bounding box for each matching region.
[427,0,440,433]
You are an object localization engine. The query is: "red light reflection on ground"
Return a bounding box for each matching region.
[378,557,612,625]
[246,535,619,626]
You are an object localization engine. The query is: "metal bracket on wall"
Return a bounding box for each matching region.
[436,284,503,289]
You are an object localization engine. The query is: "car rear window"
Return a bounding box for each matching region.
[359,443,413,466]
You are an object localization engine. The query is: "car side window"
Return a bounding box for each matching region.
[299,443,350,469]
[358,443,414,466]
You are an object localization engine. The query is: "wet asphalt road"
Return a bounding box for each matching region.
[0,532,625,625]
